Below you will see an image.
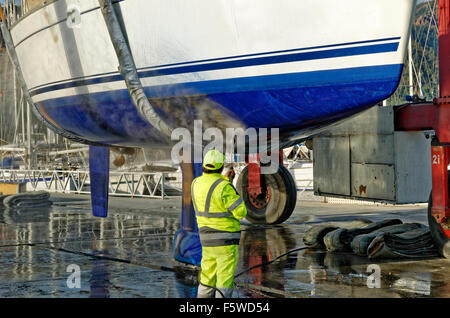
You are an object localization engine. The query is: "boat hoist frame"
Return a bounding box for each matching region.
[395,0,450,257]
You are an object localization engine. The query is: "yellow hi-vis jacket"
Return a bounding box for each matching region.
[191,173,247,247]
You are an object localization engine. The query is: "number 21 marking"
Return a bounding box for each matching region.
[432,154,441,165]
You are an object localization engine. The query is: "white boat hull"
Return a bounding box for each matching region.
[10,0,416,147]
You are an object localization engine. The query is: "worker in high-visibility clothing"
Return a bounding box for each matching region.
[191,150,247,298]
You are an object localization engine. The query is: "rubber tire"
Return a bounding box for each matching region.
[427,172,450,259]
[236,164,297,225]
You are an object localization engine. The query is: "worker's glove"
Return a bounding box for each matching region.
[224,167,236,183]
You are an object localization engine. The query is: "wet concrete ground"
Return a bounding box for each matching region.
[0,193,449,298]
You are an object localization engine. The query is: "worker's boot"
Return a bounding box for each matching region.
[216,287,233,298]
[197,284,215,298]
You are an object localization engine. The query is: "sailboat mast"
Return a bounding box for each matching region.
[409,35,414,97]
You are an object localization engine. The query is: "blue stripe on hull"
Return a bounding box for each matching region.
[35,64,404,147]
[29,40,399,96]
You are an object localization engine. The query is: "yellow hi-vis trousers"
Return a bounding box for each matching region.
[198,245,239,298]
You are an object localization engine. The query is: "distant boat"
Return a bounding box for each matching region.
[9,0,416,148]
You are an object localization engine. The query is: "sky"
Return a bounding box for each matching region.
[0,0,21,6]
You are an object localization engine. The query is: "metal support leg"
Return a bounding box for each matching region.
[246,150,283,201]
[247,153,262,200]
[431,141,450,237]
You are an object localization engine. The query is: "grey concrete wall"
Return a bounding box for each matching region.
[313,106,431,204]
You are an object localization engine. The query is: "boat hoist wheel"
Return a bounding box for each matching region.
[236,164,297,225]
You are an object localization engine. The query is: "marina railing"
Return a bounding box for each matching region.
[2,0,29,28]
[0,169,169,199]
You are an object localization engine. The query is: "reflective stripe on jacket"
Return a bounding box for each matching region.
[191,173,247,247]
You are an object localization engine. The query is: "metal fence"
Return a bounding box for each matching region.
[0,169,169,199]
[2,0,29,28]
